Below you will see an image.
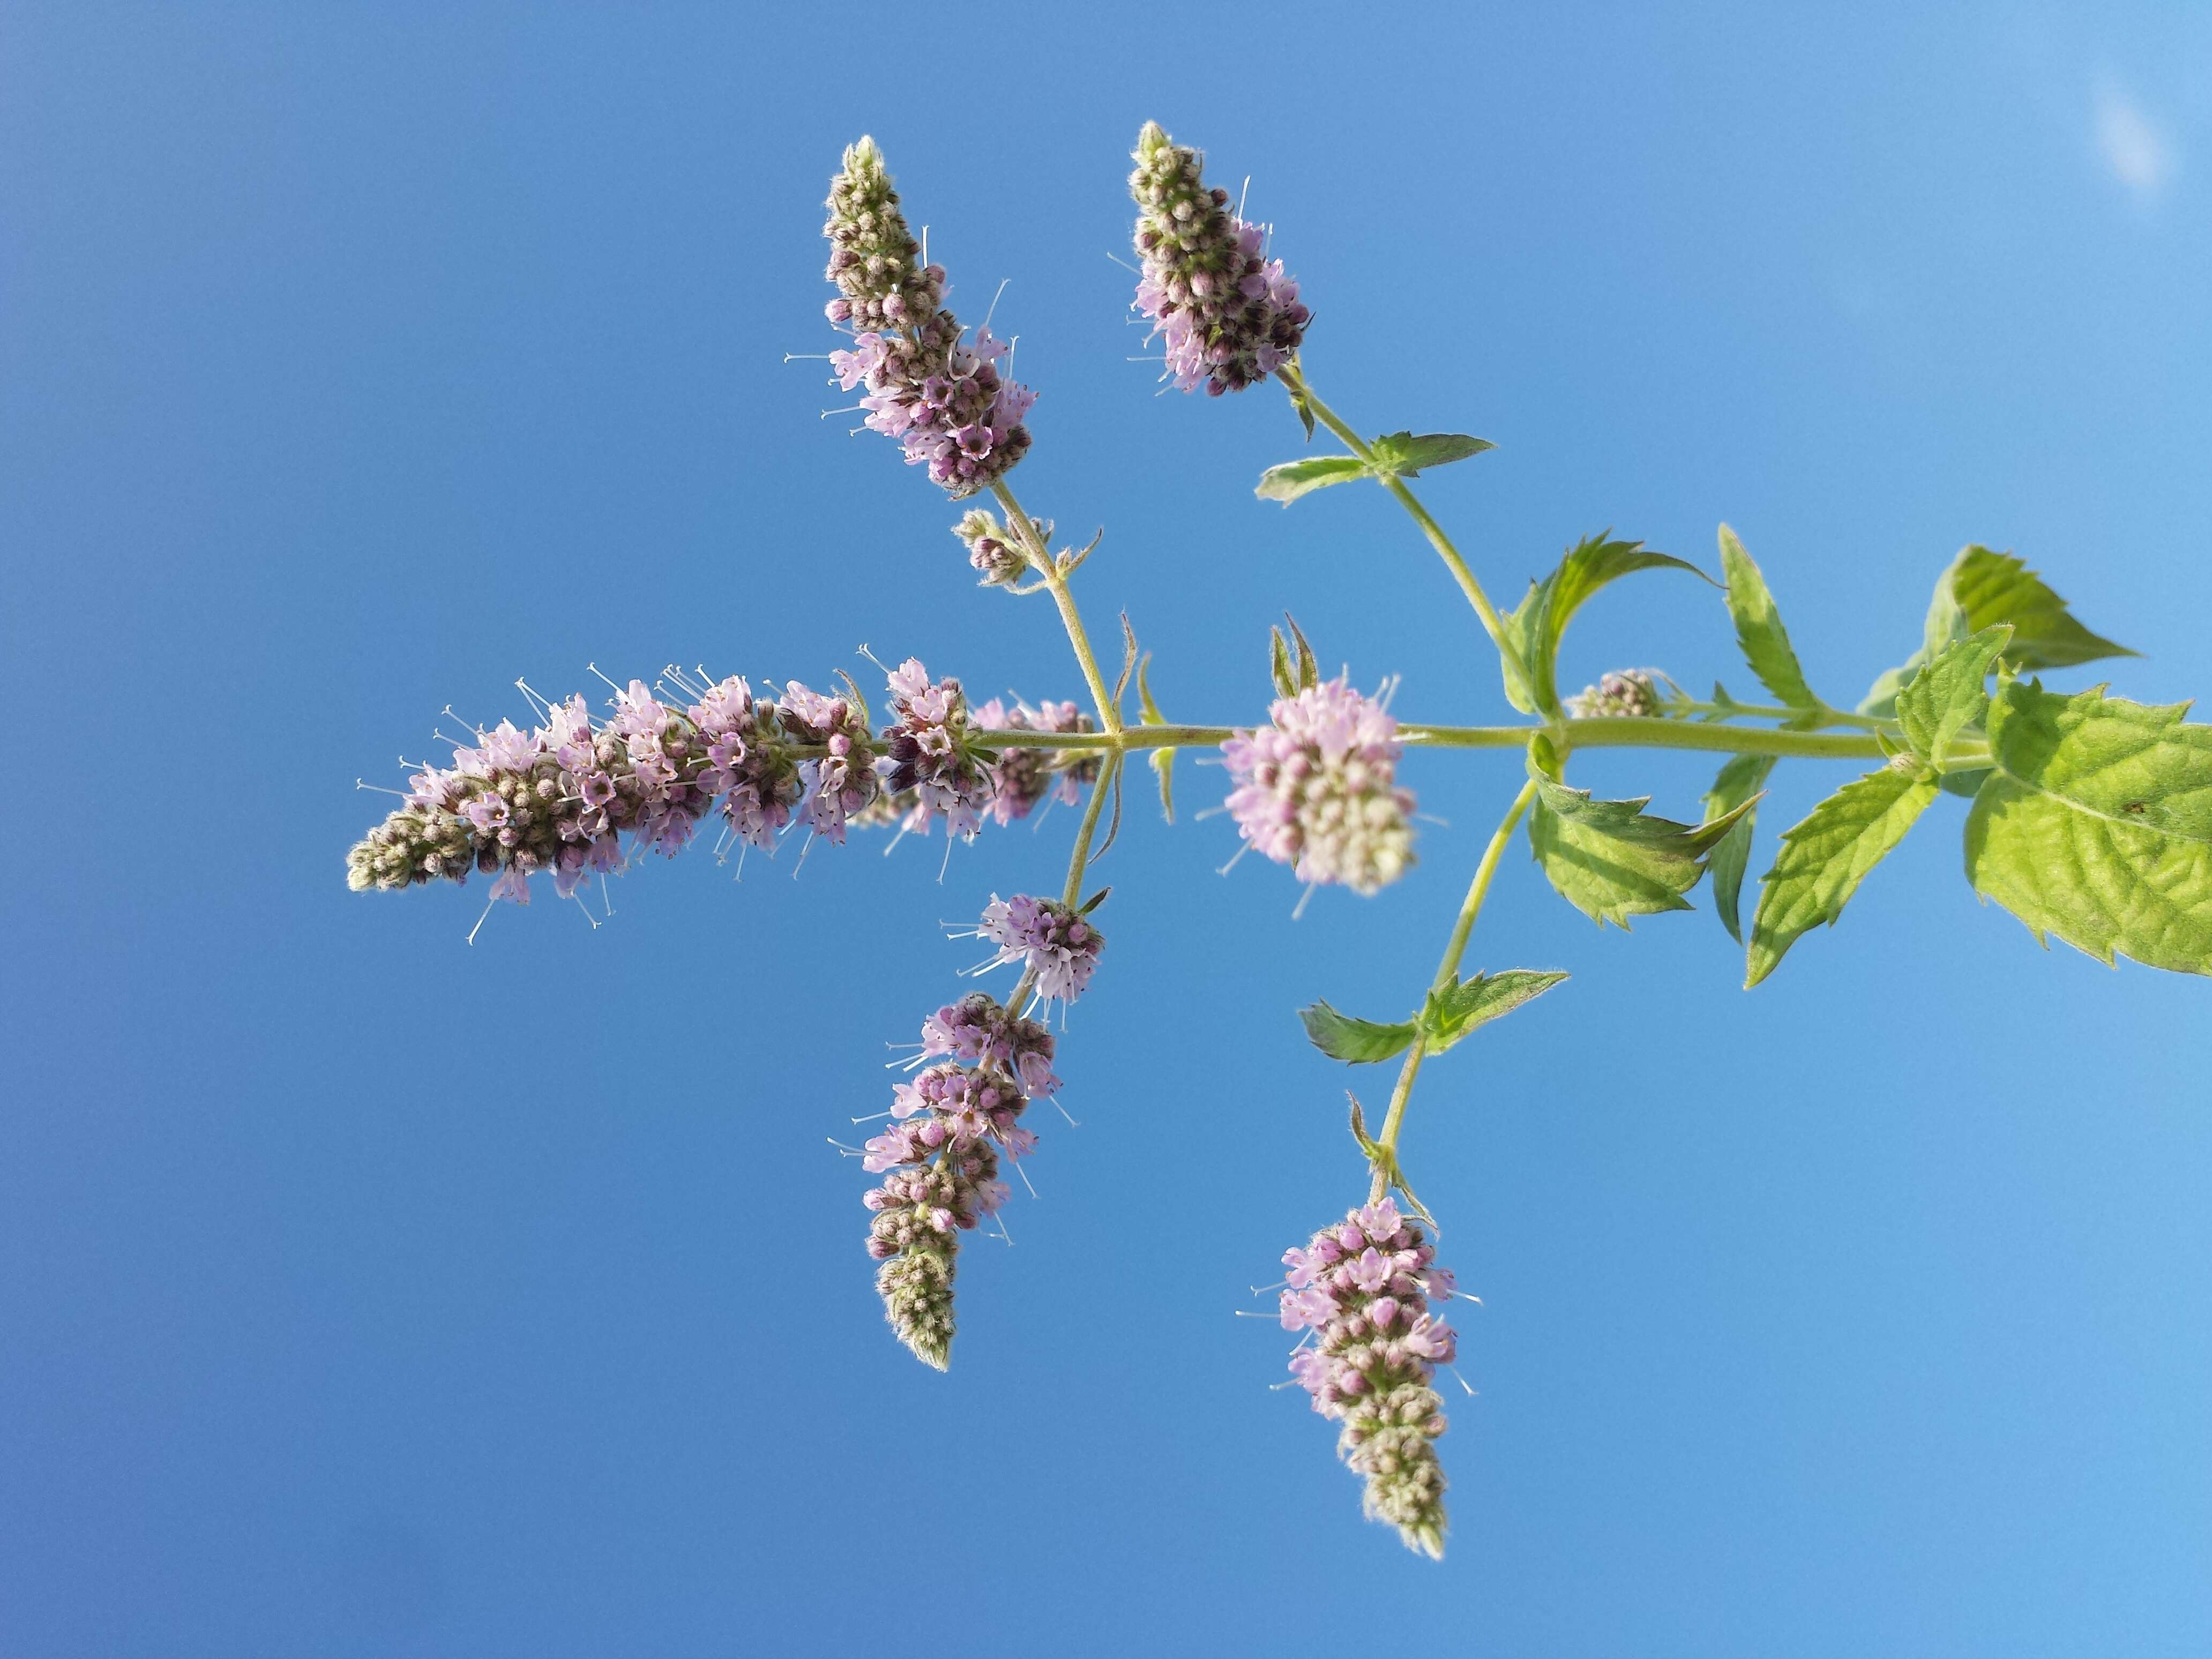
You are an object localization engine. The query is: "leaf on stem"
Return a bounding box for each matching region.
[1268,616,1320,700]
[1744,766,1939,986]
[1137,654,1174,823]
[1365,431,1494,478]
[1702,752,1776,944]
[1860,545,2133,714]
[1502,533,1712,715]
[1419,970,1568,1053]
[1895,625,2011,770]
[1256,455,1368,504]
[1284,356,1317,442]
[1299,1000,1418,1064]
[1527,773,1757,928]
[1963,679,2212,974]
[1717,525,1820,711]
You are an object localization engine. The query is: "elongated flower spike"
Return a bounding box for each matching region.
[1222,677,1416,895]
[347,676,802,905]
[1130,122,1311,396]
[1280,1197,1460,1557]
[864,996,1044,1367]
[824,137,1035,498]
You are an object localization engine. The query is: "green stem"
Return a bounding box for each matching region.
[1277,362,1531,695]
[969,717,1908,765]
[1366,776,1541,1205]
[991,479,1123,733]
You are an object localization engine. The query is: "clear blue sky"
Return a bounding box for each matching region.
[5,4,2210,1654]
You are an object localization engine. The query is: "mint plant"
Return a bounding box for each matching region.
[346,126,2209,1558]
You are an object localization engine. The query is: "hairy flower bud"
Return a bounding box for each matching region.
[1566,669,1662,719]
[1130,122,1310,396]
[1279,1197,1459,1557]
[953,507,1035,587]
[1222,678,1415,895]
[824,138,1034,498]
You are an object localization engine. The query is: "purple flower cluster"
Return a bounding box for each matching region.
[972,696,1100,826]
[880,659,997,840]
[824,137,1034,498]
[1565,668,1662,719]
[1129,123,1311,397]
[974,893,1105,1007]
[773,681,881,843]
[347,675,807,903]
[863,992,1057,1369]
[1222,678,1416,896]
[1280,1197,1459,1558]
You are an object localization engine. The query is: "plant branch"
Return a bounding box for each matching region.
[991,478,1123,733]
[1276,362,1530,695]
[1366,776,1542,1205]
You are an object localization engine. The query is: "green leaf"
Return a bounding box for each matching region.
[1949,547,2135,671]
[1419,970,1568,1052]
[1895,625,2011,769]
[1860,545,2133,714]
[1285,613,1319,691]
[1702,752,1776,944]
[1502,533,1711,715]
[1527,773,1757,928]
[1745,765,1940,985]
[1268,627,1297,700]
[1299,1000,1418,1064]
[1137,655,1174,824]
[1366,431,1494,478]
[1256,455,1369,504]
[1963,679,2212,974]
[1717,525,1819,711]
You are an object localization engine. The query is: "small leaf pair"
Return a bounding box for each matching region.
[1255,431,1492,505]
[1300,969,1568,1065]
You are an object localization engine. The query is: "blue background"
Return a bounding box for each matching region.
[5,4,2210,1653]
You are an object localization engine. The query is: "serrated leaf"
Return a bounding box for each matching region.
[1528,774,1756,928]
[1299,1000,1418,1064]
[1963,680,2212,974]
[1502,533,1711,715]
[1895,625,2011,769]
[1860,544,2133,714]
[1949,547,2134,671]
[1745,766,1939,985]
[1256,455,1369,504]
[1367,431,1495,478]
[1419,970,1568,1052]
[1703,752,1776,944]
[1717,525,1819,711]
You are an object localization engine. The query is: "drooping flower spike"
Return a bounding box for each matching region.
[1222,677,1416,895]
[864,993,1045,1368]
[1129,122,1311,396]
[1279,1197,1460,1557]
[824,137,1035,498]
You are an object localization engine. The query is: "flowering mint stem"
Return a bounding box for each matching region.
[990,479,1124,735]
[1275,362,1531,695]
[1366,776,1542,1206]
[972,718,1917,765]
